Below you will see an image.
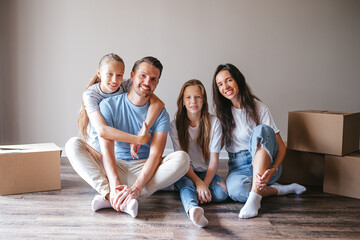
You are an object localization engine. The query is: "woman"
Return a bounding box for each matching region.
[212,64,305,219]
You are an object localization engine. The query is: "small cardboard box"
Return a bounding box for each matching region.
[323,151,360,199]
[278,148,325,187]
[0,143,61,195]
[287,110,360,156]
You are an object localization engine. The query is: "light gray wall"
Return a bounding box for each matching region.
[1,0,360,150]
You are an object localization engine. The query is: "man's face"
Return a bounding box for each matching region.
[131,62,160,98]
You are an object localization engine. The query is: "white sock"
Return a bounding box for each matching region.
[124,199,139,218]
[91,195,112,212]
[239,192,262,219]
[188,206,208,227]
[271,183,306,195]
[91,195,138,218]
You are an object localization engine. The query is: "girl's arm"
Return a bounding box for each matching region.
[185,167,212,204]
[202,152,219,187]
[88,110,150,144]
[130,94,165,158]
[146,94,165,128]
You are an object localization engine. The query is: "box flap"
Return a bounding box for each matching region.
[0,143,61,155]
[291,110,356,116]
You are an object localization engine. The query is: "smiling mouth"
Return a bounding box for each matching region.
[225,89,233,95]
[140,85,150,91]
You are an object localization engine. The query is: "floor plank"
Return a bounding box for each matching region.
[0,157,359,239]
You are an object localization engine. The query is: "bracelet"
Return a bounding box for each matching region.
[133,185,141,193]
[273,165,278,173]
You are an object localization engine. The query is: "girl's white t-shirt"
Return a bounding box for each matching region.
[83,79,132,114]
[169,114,222,172]
[226,99,279,153]
[82,79,132,148]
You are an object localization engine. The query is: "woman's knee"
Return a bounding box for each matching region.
[252,124,275,139]
[250,124,277,159]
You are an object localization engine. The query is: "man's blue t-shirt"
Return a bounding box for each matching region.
[97,93,170,160]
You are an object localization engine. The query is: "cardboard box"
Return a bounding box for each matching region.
[287,110,360,156]
[323,151,360,199]
[278,148,325,187]
[0,143,61,195]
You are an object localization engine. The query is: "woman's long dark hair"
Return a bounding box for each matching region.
[212,64,260,147]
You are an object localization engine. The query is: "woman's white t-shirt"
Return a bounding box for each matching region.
[169,115,222,172]
[226,99,279,153]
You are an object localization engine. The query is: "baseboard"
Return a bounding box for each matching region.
[61,147,229,160]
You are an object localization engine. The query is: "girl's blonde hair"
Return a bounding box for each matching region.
[78,53,124,140]
[175,79,211,162]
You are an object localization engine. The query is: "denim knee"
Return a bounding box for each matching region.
[212,185,228,202]
[226,174,252,202]
[249,124,278,161]
[210,175,228,202]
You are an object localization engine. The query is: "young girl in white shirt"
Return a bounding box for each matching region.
[170,79,228,227]
[212,63,306,219]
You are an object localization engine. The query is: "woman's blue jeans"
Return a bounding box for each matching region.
[226,124,282,202]
[175,171,228,213]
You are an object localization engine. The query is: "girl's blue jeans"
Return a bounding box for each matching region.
[175,171,228,213]
[226,124,282,202]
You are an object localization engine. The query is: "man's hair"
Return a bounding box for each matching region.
[131,56,163,79]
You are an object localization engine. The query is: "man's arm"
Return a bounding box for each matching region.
[98,136,124,211]
[133,131,167,190]
[118,131,167,210]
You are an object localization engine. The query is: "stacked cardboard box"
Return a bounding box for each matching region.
[279,110,360,199]
[0,143,62,195]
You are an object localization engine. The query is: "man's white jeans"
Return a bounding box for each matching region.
[65,137,190,198]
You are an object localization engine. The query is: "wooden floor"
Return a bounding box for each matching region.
[1,158,360,239]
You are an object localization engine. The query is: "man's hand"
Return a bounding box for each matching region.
[195,180,212,204]
[109,185,141,211]
[130,122,151,159]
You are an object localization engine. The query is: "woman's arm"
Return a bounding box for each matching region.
[258,133,286,185]
[88,110,150,144]
[272,133,286,170]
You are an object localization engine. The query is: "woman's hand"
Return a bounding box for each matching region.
[255,167,277,191]
[109,185,141,211]
[195,180,212,204]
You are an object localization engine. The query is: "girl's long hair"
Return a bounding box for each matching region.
[212,64,260,147]
[78,53,124,140]
[175,79,211,162]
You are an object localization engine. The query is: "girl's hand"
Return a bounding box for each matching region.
[195,181,212,204]
[255,168,276,191]
[130,122,151,159]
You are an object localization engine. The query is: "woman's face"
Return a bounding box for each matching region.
[183,85,204,115]
[215,70,239,103]
[98,60,125,94]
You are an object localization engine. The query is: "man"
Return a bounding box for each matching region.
[66,56,190,217]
